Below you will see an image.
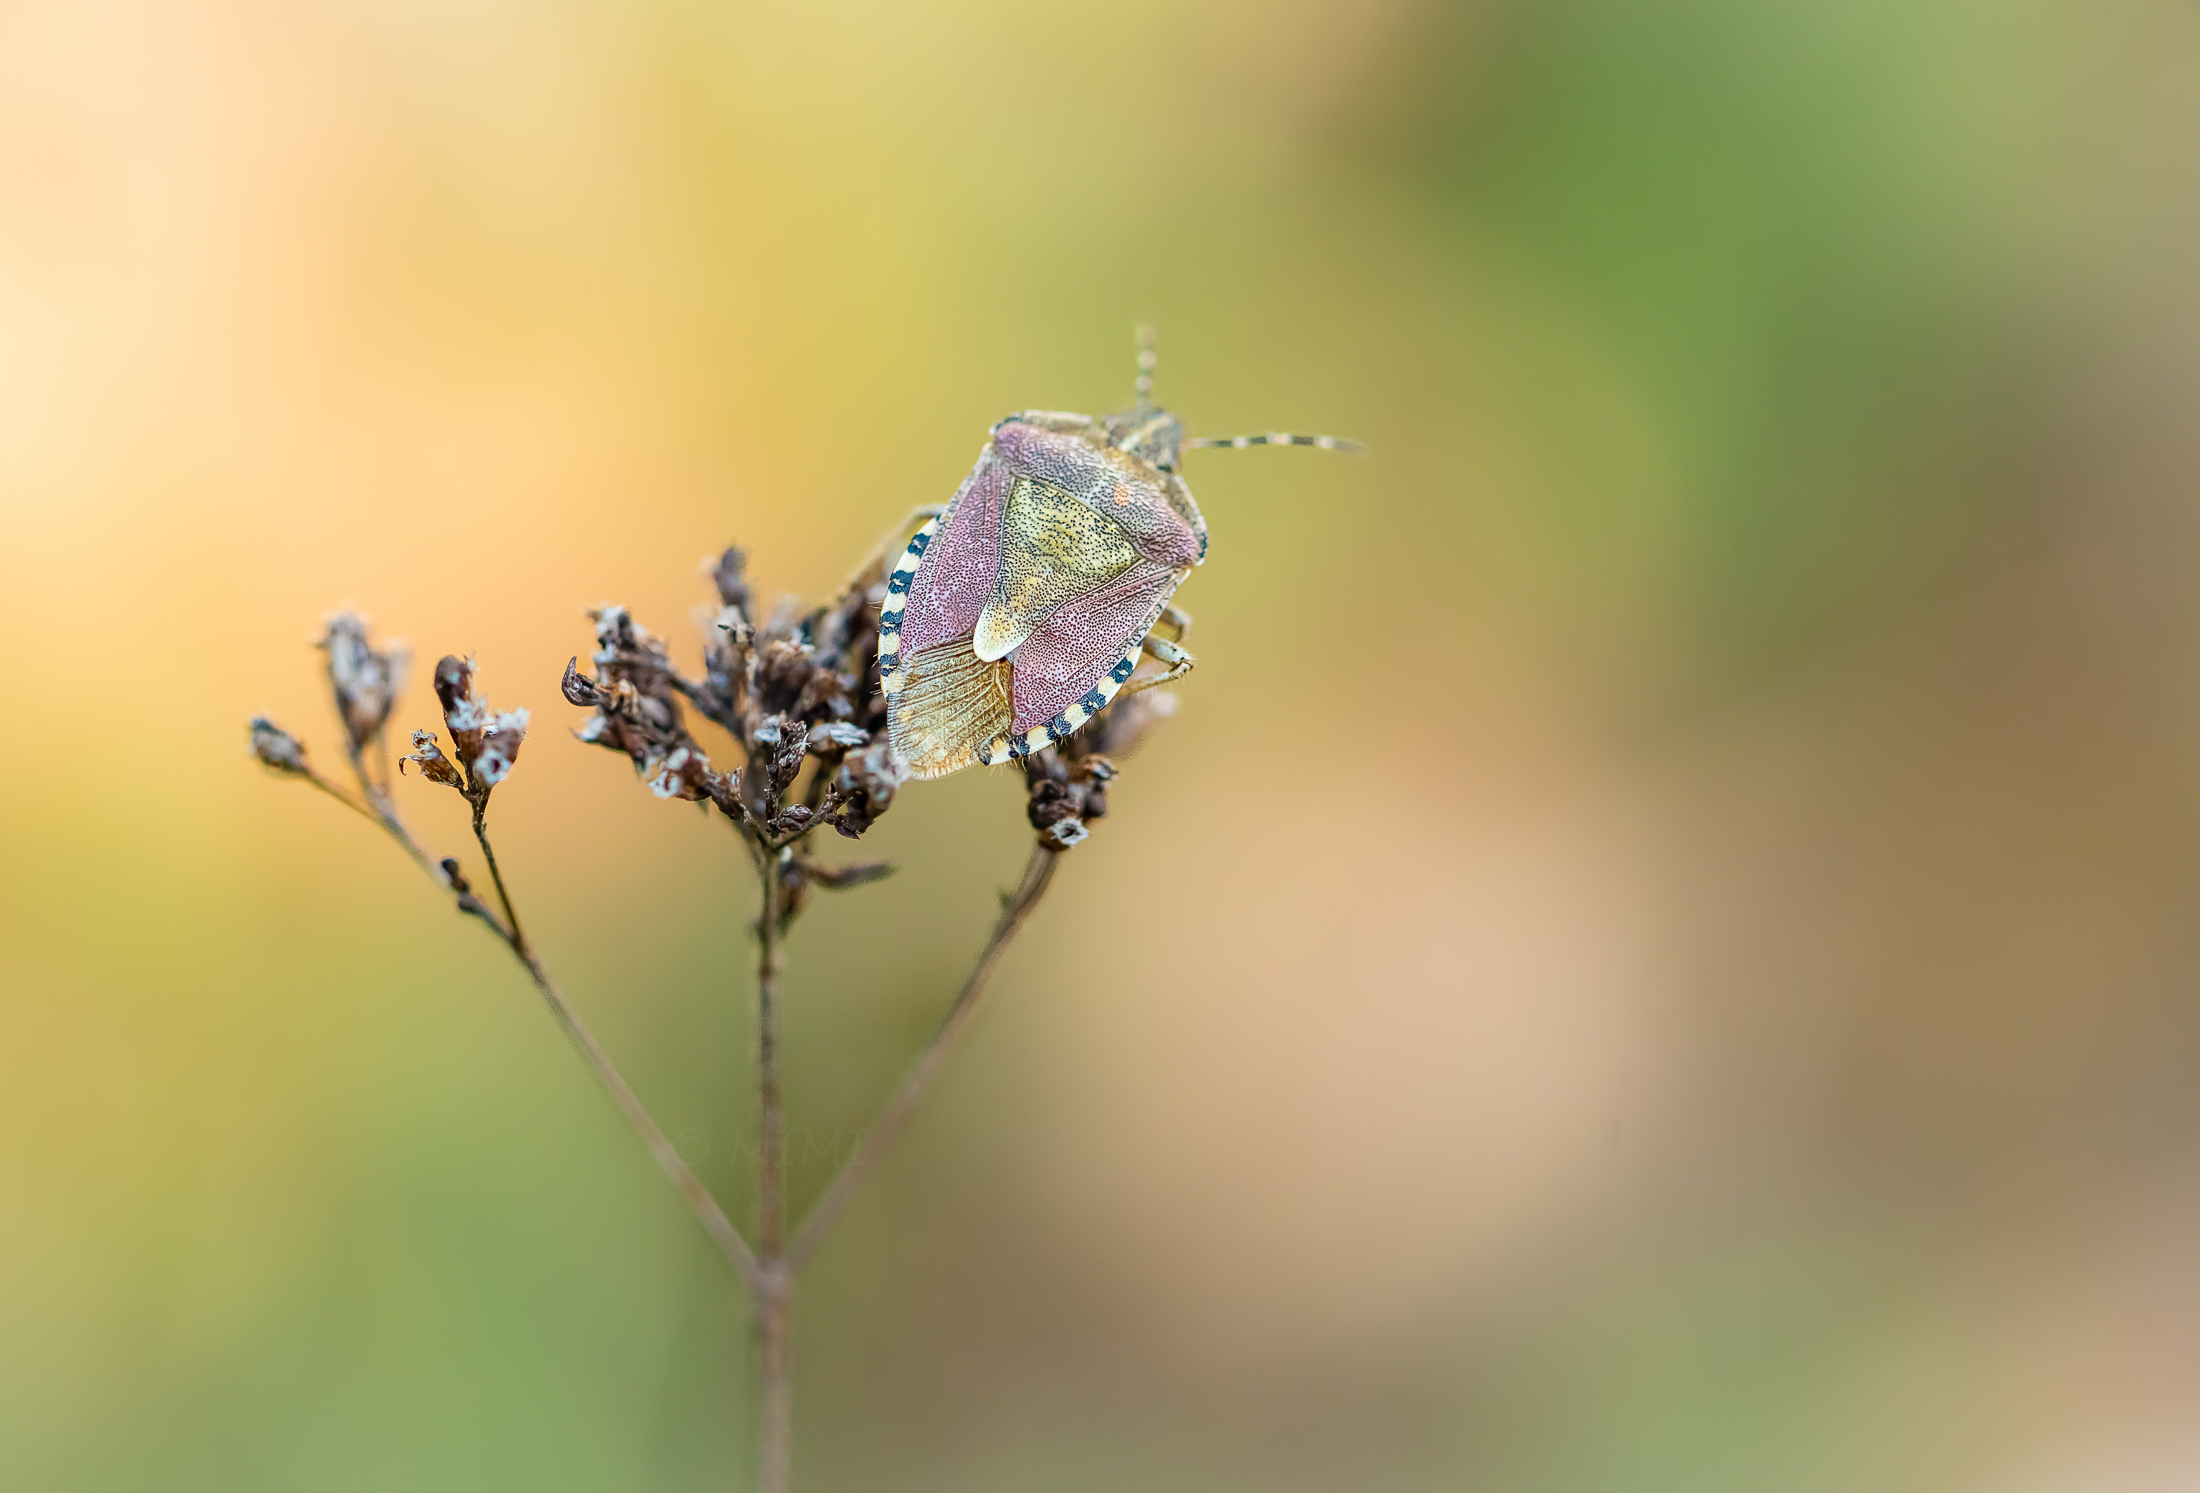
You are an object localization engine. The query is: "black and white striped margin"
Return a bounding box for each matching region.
[976,583,1183,767]
[873,516,937,698]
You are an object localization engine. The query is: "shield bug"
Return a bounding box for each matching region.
[879,332,1359,779]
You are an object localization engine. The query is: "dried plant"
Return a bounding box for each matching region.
[250,536,1170,1491]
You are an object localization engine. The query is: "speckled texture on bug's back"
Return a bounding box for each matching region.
[991,420,1203,569]
[1007,559,1181,734]
[901,447,1008,659]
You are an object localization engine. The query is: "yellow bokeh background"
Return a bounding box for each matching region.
[8,1,2200,1488]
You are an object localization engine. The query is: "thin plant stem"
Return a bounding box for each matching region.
[470,800,527,948]
[755,1277,792,1493]
[493,869,767,1296]
[298,766,389,830]
[295,767,767,1295]
[345,741,448,888]
[788,843,1060,1271]
[753,848,793,1493]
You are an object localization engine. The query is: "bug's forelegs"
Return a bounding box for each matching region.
[844,505,947,590]
[884,503,947,537]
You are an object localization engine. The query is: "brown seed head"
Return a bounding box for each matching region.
[567,538,906,841]
[249,717,310,775]
[426,655,527,791]
[318,611,408,754]
[647,744,720,803]
[432,655,486,766]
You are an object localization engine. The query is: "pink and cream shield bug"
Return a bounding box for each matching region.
[879,333,1359,779]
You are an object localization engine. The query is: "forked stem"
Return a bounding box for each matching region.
[788,844,1061,1270]
[294,731,1069,1493]
[467,807,770,1299]
[297,767,767,1295]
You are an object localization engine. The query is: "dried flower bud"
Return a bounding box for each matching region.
[473,708,530,787]
[709,546,752,616]
[1084,688,1177,760]
[560,657,604,707]
[400,729,464,789]
[249,717,310,775]
[647,744,717,802]
[809,721,869,752]
[1023,747,1105,848]
[433,655,487,766]
[319,612,408,753]
[830,740,907,838]
[756,636,819,715]
[591,605,676,689]
[753,712,808,800]
[425,656,528,792]
[1067,752,1115,823]
[1025,773,1076,831]
[704,767,746,819]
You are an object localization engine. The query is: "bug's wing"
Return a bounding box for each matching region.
[895,450,1008,660]
[973,476,1142,661]
[881,447,1019,779]
[996,559,1188,759]
[888,642,1014,780]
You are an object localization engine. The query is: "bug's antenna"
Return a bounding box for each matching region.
[1187,430,1366,455]
[1133,324,1158,411]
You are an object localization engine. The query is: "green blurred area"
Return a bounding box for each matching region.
[6,1,2200,1489]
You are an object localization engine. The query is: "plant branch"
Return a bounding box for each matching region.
[292,769,767,1296]
[760,789,849,854]
[470,798,527,949]
[338,742,451,890]
[787,843,1061,1271]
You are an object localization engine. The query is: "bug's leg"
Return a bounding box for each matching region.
[1132,324,1158,411]
[1153,602,1192,648]
[1118,629,1195,700]
[841,504,947,591]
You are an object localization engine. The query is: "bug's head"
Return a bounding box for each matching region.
[1100,325,1185,471]
[1101,405,1184,473]
[1100,325,1365,468]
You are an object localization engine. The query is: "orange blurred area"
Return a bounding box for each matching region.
[9,1,2200,1488]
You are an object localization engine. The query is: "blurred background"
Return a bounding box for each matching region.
[6,0,2200,1487]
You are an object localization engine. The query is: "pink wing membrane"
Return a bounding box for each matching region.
[992,421,1202,569]
[901,451,1008,659]
[1009,559,1181,733]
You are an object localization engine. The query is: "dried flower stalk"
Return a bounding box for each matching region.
[251,538,1178,1492]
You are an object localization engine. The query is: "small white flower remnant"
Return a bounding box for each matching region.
[474,708,530,787]
[648,743,716,802]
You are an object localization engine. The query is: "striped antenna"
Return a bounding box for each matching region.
[1187,431,1366,455]
[1133,324,1158,411]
